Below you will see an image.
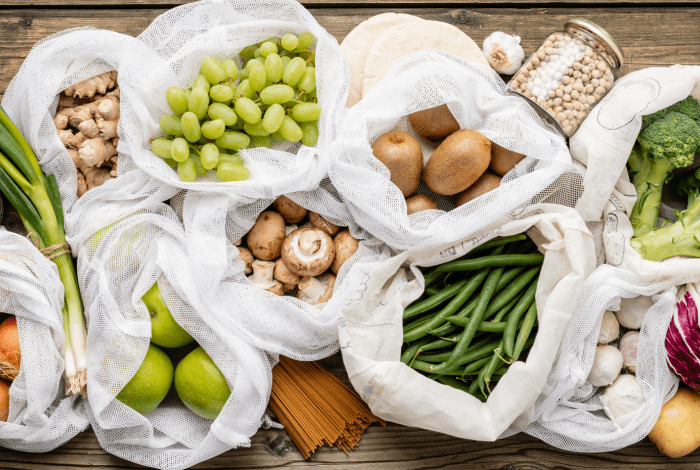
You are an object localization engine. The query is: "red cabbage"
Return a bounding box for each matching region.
[667,285,700,391]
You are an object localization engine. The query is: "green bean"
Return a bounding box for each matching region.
[403,311,435,332]
[436,338,502,371]
[492,289,525,323]
[483,340,506,392]
[477,362,488,395]
[461,355,492,375]
[511,302,538,361]
[468,376,480,395]
[422,271,444,288]
[432,253,544,274]
[425,286,441,296]
[503,280,538,357]
[435,375,472,393]
[403,278,469,320]
[470,234,527,254]
[483,266,540,320]
[445,317,509,333]
[419,336,494,363]
[400,337,431,364]
[404,269,489,342]
[495,365,509,376]
[445,265,504,368]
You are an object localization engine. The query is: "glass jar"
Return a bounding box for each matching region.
[507,18,623,137]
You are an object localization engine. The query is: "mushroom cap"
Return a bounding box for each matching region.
[297,273,336,305]
[274,257,302,287]
[267,280,285,296]
[237,247,254,275]
[281,227,336,277]
[273,195,308,224]
[247,211,286,260]
[331,230,359,275]
[309,212,340,236]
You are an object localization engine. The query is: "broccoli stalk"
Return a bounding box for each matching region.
[677,167,700,208]
[628,106,700,237]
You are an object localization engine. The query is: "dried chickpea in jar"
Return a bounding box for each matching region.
[507,19,623,137]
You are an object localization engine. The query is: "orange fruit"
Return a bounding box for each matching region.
[0,316,20,380]
[0,379,10,422]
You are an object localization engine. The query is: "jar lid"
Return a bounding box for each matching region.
[565,18,624,69]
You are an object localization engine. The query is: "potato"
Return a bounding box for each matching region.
[648,388,700,458]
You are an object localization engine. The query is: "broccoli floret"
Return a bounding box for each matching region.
[676,168,700,208]
[628,99,700,238]
[641,96,700,131]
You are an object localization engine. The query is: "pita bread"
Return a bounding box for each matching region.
[340,13,425,108]
[361,21,490,100]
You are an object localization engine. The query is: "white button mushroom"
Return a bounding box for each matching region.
[587,344,623,387]
[601,374,644,426]
[247,211,286,261]
[281,228,336,277]
[274,258,302,291]
[620,330,639,373]
[237,247,254,275]
[296,273,336,305]
[309,212,340,236]
[248,259,284,296]
[331,229,359,275]
[272,195,308,224]
[598,310,620,345]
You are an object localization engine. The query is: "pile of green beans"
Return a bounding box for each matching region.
[400,234,541,401]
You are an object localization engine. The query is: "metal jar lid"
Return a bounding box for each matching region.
[565,18,624,69]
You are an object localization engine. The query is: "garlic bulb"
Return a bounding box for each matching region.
[587,344,623,387]
[620,330,640,373]
[601,375,645,427]
[482,32,525,75]
[616,295,652,329]
[598,310,620,345]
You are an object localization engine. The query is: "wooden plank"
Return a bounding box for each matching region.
[1,6,699,97]
[2,0,700,5]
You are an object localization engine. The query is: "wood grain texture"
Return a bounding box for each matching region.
[2,0,700,5]
[1,7,700,95]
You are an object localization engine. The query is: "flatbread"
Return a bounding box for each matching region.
[361,21,490,100]
[340,13,425,108]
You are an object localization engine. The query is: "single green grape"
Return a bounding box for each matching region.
[159,115,184,136]
[236,79,255,100]
[281,56,292,70]
[260,84,295,105]
[150,137,172,158]
[246,58,264,71]
[307,87,317,100]
[216,131,251,150]
[297,32,314,50]
[188,88,210,120]
[208,103,237,126]
[281,34,298,51]
[181,112,202,143]
[258,36,280,47]
[260,41,278,57]
[234,97,262,124]
[210,84,234,103]
[192,75,211,92]
[292,103,322,122]
[178,158,197,182]
[278,115,303,142]
[248,63,266,92]
[262,103,285,133]
[239,68,250,80]
[244,120,270,137]
[298,66,316,93]
[201,119,226,140]
[283,57,306,87]
[251,135,271,148]
[170,137,189,163]
[217,162,250,182]
[253,48,262,58]
[191,154,209,176]
[221,58,239,82]
[166,87,188,115]
[265,53,284,83]
[200,57,226,85]
[218,153,243,165]
[200,143,220,170]
[299,121,319,147]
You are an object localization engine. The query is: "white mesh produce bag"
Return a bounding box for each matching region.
[0,229,88,452]
[525,264,691,453]
[339,203,595,440]
[71,184,272,470]
[119,0,348,195]
[329,51,574,251]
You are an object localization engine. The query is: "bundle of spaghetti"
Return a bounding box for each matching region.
[269,356,385,458]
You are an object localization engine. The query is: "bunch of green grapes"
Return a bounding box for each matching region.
[151,32,320,183]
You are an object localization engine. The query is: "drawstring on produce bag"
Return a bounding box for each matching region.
[26,232,72,260]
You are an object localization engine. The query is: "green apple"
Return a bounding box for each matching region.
[174,346,230,420]
[116,343,174,414]
[142,282,195,348]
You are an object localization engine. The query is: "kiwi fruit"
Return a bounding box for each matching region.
[409,104,460,141]
[455,172,501,207]
[424,129,491,196]
[371,131,423,197]
[490,143,526,176]
[406,194,439,214]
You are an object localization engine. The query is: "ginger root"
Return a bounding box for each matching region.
[56,71,120,197]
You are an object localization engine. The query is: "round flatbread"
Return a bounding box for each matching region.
[341,13,425,108]
[361,21,490,100]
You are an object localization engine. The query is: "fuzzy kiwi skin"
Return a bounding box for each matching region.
[371,131,423,197]
[424,129,491,196]
[409,104,460,141]
[490,143,526,176]
[455,172,501,207]
[406,194,439,214]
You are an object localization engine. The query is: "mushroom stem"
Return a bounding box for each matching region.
[298,276,326,300]
[248,260,276,289]
[299,230,322,255]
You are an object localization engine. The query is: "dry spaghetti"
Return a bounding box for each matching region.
[269,356,385,458]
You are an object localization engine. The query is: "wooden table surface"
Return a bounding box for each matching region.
[1,0,700,468]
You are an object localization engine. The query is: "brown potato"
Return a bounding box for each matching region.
[406,194,439,214]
